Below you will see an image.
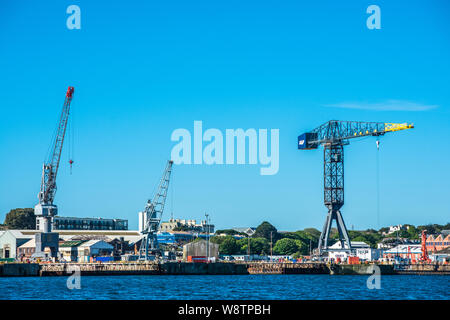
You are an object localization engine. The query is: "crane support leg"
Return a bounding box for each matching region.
[318,210,352,255]
[318,144,352,257]
[335,210,351,250]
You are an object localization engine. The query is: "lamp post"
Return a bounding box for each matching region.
[270,231,273,262]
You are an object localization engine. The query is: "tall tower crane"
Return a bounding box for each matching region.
[139,160,173,261]
[298,120,413,257]
[33,86,74,259]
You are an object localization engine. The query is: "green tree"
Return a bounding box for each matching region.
[254,221,279,241]
[239,237,270,255]
[292,252,303,259]
[302,228,321,239]
[219,236,241,255]
[4,208,35,229]
[273,238,300,255]
[406,225,419,240]
[210,236,225,245]
[294,239,309,255]
[352,235,367,242]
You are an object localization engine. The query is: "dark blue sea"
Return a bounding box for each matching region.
[0,275,448,300]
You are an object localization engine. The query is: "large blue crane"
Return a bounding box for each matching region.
[298,120,413,258]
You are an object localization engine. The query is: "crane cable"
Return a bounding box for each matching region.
[170,172,174,221]
[376,138,380,229]
[68,104,75,174]
[69,103,75,174]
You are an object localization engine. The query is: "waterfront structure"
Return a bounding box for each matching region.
[171,231,196,243]
[156,231,213,245]
[425,234,450,253]
[0,230,34,259]
[77,240,114,262]
[59,240,86,262]
[430,247,450,263]
[327,241,381,262]
[221,255,291,262]
[158,218,214,233]
[182,239,219,261]
[376,237,419,250]
[15,229,139,239]
[53,216,128,231]
[17,238,37,260]
[157,232,176,244]
[383,244,422,261]
[21,229,141,258]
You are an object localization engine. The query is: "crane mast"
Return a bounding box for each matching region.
[298,120,413,258]
[33,86,74,260]
[139,160,173,260]
[420,230,429,262]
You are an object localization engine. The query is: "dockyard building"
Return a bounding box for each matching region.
[52,216,128,231]
[382,244,422,261]
[0,230,34,260]
[327,241,381,262]
[425,234,450,253]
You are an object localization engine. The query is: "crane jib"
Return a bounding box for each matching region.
[40,86,75,206]
[298,121,413,149]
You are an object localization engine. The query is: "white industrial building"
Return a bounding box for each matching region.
[77,240,115,262]
[0,230,34,259]
[327,241,381,262]
[382,244,422,261]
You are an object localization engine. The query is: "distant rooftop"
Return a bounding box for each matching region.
[54,216,127,221]
[60,240,86,248]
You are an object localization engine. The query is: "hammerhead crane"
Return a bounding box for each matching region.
[298,121,414,257]
[33,86,74,259]
[139,160,173,260]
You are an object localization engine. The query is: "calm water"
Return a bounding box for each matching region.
[0,275,448,300]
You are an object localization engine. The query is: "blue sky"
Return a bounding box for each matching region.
[1,0,449,231]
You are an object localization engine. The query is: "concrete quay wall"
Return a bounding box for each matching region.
[0,263,40,277]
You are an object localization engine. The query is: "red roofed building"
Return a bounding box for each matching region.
[426,234,450,253]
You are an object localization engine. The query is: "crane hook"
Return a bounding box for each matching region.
[69,159,74,175]
[376,140,380,150]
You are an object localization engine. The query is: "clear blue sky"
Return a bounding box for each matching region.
[1,0,449,231]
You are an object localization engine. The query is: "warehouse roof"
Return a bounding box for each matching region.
[384,244,421,254]
[0,230,34,239]
[60,240,87,248]
[18,230,140,236]
[78,239,114,249]
[18,238,36,248]
[329,241,370,249]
